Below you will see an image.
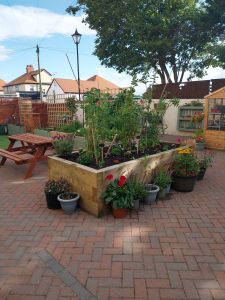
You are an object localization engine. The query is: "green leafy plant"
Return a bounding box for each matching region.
[53,134,74,157]
[58,120,82,133]
[127,179,146,201]
[76,151,93,165]
[111,145,123,156]
[103,174,134,209]
[174,148,199,176]
[153,170,171,191]
[45,178,72,194]
[65,97,78,116]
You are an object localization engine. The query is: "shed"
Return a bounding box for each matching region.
[204,87,225,150]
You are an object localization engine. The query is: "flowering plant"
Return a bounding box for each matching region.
[173,148,199,176]
[45,178,72,194]
[197,151,214,169]
[53,134,74,157]
[192,112,204,122]
[194,129,205,144]
[103,174,134,209]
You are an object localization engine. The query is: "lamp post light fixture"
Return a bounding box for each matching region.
[72,28,83,124]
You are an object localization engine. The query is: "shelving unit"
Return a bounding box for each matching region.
[177,106,203,131]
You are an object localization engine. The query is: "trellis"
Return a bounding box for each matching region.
[18,100,33,125]
[47,103,73,128]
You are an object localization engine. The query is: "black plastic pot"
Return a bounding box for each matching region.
[172,174,197,192]
[197,168,206,181]
[45,192,61,209]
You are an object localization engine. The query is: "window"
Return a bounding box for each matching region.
[30,85,34,92]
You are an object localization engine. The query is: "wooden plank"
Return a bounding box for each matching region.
[0,149,28,162]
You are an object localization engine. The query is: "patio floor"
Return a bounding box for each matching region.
[0,150,225,300]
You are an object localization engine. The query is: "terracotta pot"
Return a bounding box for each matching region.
[112,208,128,218]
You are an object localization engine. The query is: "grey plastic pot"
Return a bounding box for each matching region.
[145,184,159,205]
[157,188,167,199]
[133,199,140,210]
[57,192,80,214]
[165,183,171,194]
[196,142,205,151]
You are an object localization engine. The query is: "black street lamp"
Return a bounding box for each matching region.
[72,29,82,103]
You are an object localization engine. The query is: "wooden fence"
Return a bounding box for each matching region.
[0,99,20,125]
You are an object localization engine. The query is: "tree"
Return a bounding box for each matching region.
[67,0,225,84]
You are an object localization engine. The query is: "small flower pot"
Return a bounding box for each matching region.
[196,142,205,151]
[45,192,61,209]
[112,208,128,218]
[172,174,197,192]
[157,188,167,199]
[57,192,80,214]
[145,184,159,204]
[165,183,171,194]
[197,167,206,180]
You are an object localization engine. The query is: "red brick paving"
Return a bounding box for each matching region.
[0,150,225,299]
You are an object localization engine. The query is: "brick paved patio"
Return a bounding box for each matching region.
[0,150,225,300]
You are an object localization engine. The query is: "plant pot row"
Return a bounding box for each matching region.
[45,192,80,214]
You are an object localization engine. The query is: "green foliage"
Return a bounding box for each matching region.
[67,0,225,84]
[111,145,123,156]
[154,170,171,191]
[174,149,199,176]
[53,135,74,157]
[127,180,146,201]
[103,175,134,209]
[112,89,141,149]
[76,151,93,165]
[58,121,82,133]
[65,97,78,116]
[0,135,9,149]
[198,151,214,169]
[45,178,72,194]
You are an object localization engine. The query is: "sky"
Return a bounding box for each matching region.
[1,0,225,95]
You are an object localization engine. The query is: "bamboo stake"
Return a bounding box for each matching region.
[91,129,98,164]
[105,134,118,158]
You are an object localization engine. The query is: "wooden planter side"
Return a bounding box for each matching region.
[48,148,178,217]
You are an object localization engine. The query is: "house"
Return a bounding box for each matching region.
[0,79,6,95]
[3,65,52,99]
[47,75,121,99]
[151,79,225,136]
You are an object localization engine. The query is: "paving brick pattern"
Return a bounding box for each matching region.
[0,151,225,299]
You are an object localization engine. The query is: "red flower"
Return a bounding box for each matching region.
[106,174,113,181]
[118,175,126,187]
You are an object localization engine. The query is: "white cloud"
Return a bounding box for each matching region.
[0,45,11,61]
[0,5,94,42]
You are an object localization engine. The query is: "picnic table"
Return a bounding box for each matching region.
[0,133,52,179]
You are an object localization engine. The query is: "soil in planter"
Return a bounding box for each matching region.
[59,193,78,200]
[61,142,179,170]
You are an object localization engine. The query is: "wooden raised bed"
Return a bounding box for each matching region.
[48,147,179,217]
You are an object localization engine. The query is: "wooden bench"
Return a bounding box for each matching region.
[0,149,29,165]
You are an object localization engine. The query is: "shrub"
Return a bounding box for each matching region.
[53,134,74,157]
[154,170,171,191]
[77,151,93,165]
[45,178,72,194]
[58,121,82,133]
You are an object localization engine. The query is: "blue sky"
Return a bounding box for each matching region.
[1,0,225,95]
[0,0,134,91]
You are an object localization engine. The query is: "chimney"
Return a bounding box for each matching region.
[26,65,34,73]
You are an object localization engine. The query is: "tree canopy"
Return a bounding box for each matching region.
[67,0,225,84]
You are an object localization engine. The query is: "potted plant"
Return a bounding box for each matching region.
[44,178,72,209]
[127,180,146,210]
[172,148,199,192]
[103,174,134,218]
[194,130,205,151]
[57,192,80,214]
[144,184,160,204]
[197,151,213,180]
[154,170,171,199]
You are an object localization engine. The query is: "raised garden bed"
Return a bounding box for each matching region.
[48,145,181,217]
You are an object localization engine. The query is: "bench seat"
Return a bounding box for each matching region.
[0,149,29,165]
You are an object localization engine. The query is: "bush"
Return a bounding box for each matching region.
[154,170,171,191]
[59,121,82,133]
[45,178,72,194]
[77,151,93,165]
[53,135,74,157]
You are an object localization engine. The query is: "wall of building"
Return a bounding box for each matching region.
[152,98,204,136]
[47,81,64,96]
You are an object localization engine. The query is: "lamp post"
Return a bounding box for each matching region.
[72,29,82,100]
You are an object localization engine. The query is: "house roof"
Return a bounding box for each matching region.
[4,69,51,87]
[0,79,6,91]
[53,75,120,94]
[152,79,225,99]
